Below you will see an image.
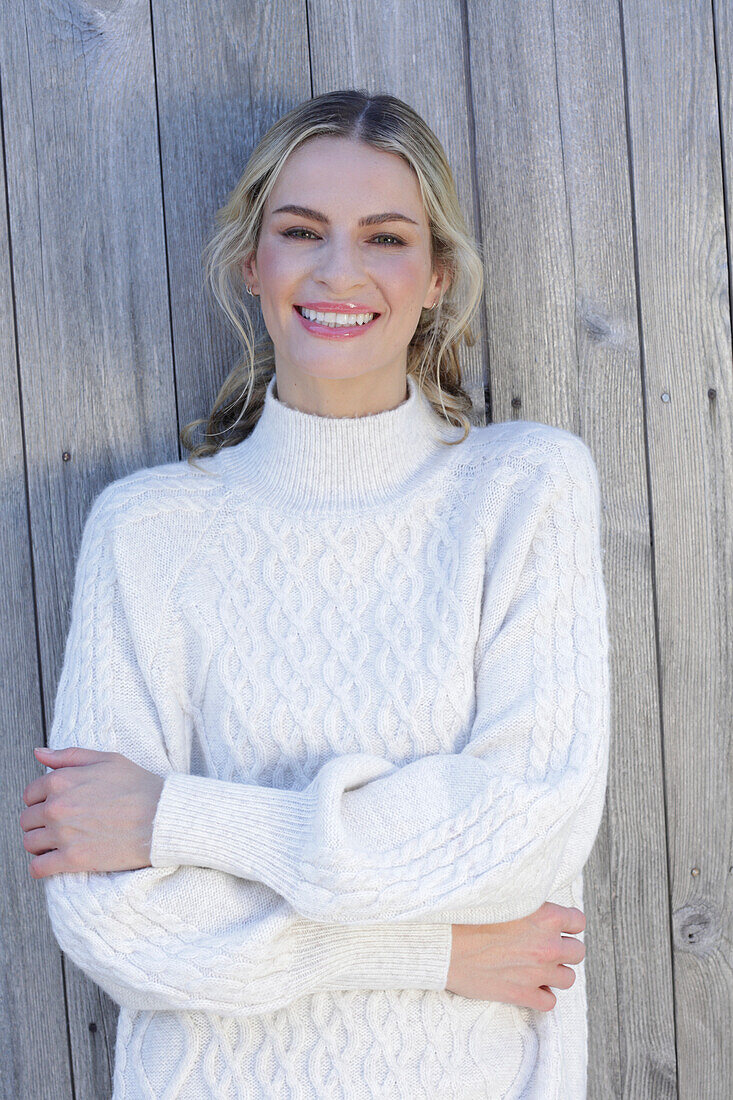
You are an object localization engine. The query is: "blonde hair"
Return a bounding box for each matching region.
[181,89,484,461]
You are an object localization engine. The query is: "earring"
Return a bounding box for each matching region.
[246,285,256,297]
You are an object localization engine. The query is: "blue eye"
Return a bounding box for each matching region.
[281,228,405,246]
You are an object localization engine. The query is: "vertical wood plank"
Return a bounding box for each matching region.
[551,3,678,1094]
[622,1,733,1097]
[150,0,311,443]
[0,67,73,1100]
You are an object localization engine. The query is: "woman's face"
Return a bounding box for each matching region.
[242,136,447,387]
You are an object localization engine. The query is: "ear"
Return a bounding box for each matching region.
[423,263,451,310]
[241,252,259,294]
[435,262,452,298]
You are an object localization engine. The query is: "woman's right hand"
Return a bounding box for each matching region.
[445,902,586,1012]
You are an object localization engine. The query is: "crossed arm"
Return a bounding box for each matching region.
[20,433,610,1016]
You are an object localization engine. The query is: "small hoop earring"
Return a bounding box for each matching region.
[246,285,256,297]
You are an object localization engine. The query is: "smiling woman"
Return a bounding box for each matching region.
[34,89,610,1100]
[180,88,486,444]
[241,135,451,389]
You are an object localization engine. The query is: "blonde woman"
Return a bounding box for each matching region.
[21,90,610,1098]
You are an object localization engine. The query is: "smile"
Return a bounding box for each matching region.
[294,304,380,338]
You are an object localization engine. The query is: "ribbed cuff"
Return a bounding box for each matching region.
[295,921,452,992]
[150,772,312,899]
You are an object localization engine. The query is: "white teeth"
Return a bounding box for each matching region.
[300,307,376,327]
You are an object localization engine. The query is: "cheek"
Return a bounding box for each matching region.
[378,253,430,306]
[255,241,304,301]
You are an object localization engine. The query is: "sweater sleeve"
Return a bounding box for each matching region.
[41,485,452,1016]
[150,433,611,927]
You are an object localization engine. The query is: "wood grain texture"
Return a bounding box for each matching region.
[150,0,311,449]
[621,0,733,1095]
[0,52,74,1100]
[2,0,731,1096]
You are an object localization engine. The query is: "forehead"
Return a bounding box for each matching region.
[265,136,426,221]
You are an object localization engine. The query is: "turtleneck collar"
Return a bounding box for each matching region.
[217,372,462,513]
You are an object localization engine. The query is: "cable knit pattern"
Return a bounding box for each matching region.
[43,372,610,1099]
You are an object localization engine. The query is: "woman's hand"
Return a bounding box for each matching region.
[20,747,165,879]
[446,901,587,1011]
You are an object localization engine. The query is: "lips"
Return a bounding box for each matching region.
[293,304,380,339]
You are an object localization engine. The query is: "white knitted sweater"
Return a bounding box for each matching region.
[44,372,610,1099]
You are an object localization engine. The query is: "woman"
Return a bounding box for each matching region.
[21,90,610,1098]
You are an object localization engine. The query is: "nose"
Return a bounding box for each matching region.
[312,231,367,294]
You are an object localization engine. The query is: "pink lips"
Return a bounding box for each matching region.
[293,304,380,340]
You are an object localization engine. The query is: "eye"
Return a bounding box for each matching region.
[282,227,320,240]
[372,234,405,246]
[280,227,405,247]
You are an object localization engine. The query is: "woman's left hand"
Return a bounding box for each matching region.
[20,747,165,879]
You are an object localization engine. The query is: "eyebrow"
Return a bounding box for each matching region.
[271,204,420,228]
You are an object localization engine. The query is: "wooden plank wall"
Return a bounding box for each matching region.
[1,1,730,1097]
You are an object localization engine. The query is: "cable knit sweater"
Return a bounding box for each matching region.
[43,371,610,1100]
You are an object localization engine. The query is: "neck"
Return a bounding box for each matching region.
[217,372,460,513]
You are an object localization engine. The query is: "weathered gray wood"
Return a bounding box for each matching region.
[307,0,488,422]
[548,4,681,1095]
[150,0,311,448]
[0,74,73,1100]
[464,0,677,1096]
[621,1,733,1097]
